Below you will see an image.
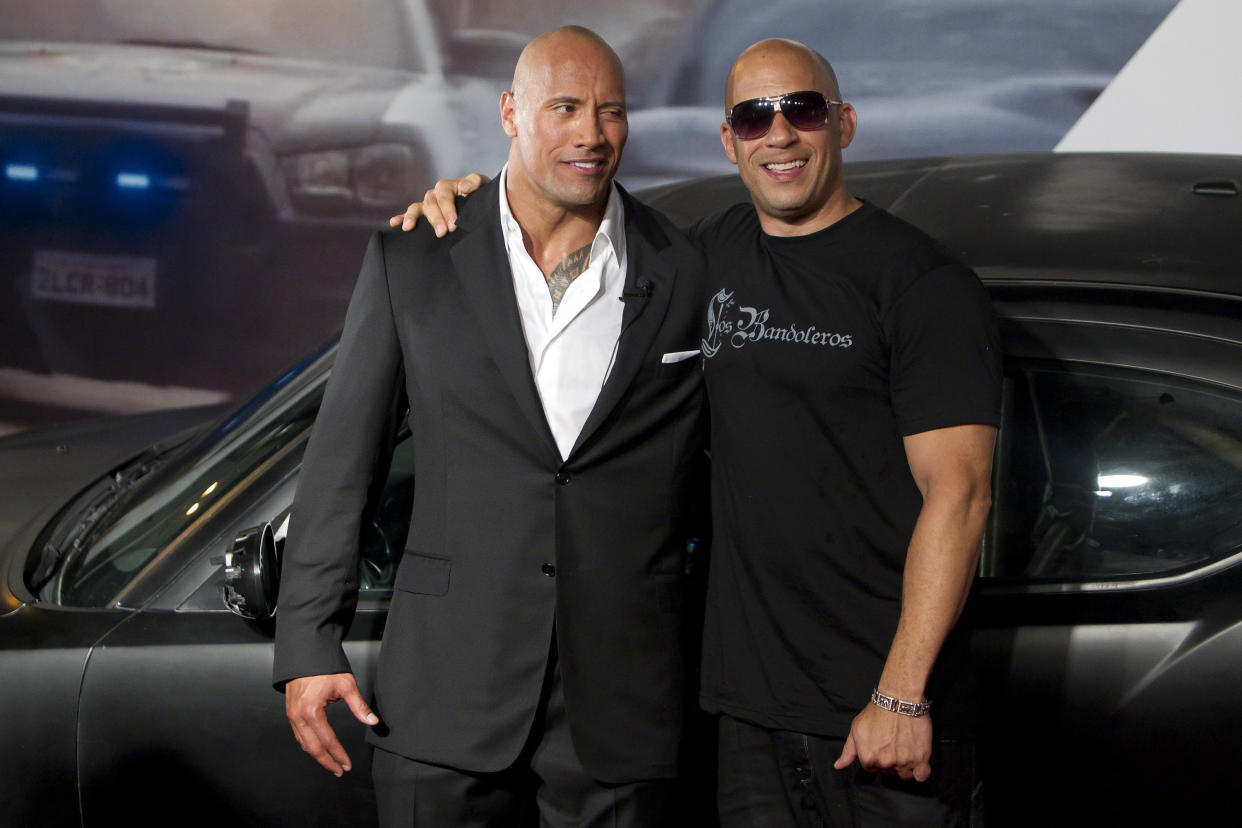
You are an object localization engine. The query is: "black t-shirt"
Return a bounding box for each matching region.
[688,201,1002,738]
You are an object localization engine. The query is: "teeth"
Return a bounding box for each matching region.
[570,161,601,169]
[764,160,806,171]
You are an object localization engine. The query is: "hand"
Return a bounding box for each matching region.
[833,703,933,782]
[388,173,490,236]
[285,672,379,776]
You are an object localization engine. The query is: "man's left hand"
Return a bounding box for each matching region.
[833,703,933,782]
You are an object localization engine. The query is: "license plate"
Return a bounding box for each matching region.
[31,248,157,309]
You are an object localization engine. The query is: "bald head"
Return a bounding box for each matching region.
[719,38,859,236]
[512,26,625,104]
[725,38,840,110]
[500,26,628,220]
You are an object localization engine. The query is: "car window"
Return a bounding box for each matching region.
[49,370,328,607]
[983,364,1242,583]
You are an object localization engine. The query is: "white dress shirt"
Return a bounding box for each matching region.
[498,165,628,460]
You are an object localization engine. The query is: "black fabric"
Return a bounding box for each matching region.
[371,652,674,828]
[689,202,1002,739]
[716,714,982,828]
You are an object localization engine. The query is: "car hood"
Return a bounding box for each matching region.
[0,405,224,604]
[0,41,426,150]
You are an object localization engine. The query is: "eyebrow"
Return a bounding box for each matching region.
[546,95,627,111]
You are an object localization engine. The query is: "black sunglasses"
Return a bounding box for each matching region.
[725,90,843,141]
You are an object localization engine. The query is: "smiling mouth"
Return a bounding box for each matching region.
[763,160,806,171]
[567,160,605,171]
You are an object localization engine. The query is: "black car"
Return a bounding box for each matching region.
[3,152,1241,826]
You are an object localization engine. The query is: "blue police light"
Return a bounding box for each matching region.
[116,172,151,190]
[5,164,39,182]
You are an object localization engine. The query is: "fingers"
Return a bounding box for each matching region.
[833,736,931,781]
[890,755,932,781]
[458,172,488,194]
[344,685,380,726]
[870,747,931,779]
[285,673,374,776]
[289,713,347,776]
[425,174,489,235]
[287,692,348,775]
[305,702,355,775]
[860,752,891,775]
[423,184,453,237]
[833,734,857,770]
[840,706,934,781]
[428,179,462,236]
[392,202,426,233]
[390,173,489,234]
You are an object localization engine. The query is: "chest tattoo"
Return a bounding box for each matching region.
[546,243,592,314]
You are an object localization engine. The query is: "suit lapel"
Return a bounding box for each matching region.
[450,179,560,463]
[569,191,677,458]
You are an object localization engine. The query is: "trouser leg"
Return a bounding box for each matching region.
[529,658,674,828]
[373,637,675,828]
[371,746,536,828]
[716,713,803,827]
[716,713,982,828]
[806,734,981,828]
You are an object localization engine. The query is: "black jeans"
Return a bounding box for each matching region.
[716,714,982,828]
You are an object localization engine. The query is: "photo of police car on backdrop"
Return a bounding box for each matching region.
[3,0,1199,434]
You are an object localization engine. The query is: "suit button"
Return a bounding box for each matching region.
[555,472,571,485]
[541,563,556,577]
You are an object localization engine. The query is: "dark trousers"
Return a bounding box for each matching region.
[372,653,672,828]
[716,714,982,828]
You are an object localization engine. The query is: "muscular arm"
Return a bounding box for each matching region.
[835,423,996,781]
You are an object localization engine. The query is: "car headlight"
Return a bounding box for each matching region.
[281,143,419,214]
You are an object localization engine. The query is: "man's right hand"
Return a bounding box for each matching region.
[389,173,490,236]
[285,672,379,776]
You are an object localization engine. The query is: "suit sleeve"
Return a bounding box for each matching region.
[273,231,404,688]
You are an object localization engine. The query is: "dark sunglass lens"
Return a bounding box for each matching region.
[731,99,775,140]
[781,92,829,131]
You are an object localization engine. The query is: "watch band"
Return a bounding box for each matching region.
[870,688,931,718]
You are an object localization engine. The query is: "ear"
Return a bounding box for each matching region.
[837,103,858,150]
[500,91,518,139]
[720,122,739,165]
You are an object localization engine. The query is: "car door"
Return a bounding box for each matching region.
[0,602,129,827]
[973,312,1242,825]
[67,365,414,826]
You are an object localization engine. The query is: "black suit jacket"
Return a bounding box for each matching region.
[273,178,709,783]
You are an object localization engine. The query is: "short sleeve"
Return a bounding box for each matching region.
[885,264,1003,436]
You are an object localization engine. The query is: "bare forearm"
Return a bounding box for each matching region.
[878,424,996,701]
[876,485,990,700]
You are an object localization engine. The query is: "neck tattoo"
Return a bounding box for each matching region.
[546,243,592,315]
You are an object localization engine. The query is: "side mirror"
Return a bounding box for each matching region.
[216,523,280,622]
